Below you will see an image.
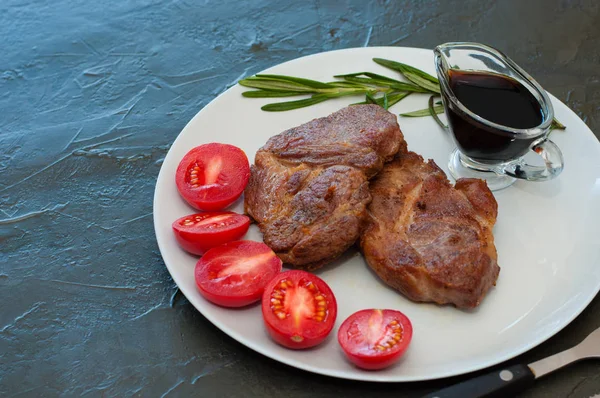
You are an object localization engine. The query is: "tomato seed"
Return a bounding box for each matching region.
[290,335,304,343]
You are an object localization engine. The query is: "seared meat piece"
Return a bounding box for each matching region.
[245,105,405,270]
[360,151,499,308]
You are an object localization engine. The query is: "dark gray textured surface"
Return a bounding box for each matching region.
[1,0,599,396]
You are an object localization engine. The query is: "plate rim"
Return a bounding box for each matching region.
[153,46,600,382]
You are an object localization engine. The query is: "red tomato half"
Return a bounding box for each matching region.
[261,270,337,349]
[337,309,413,370]
[195,241,282,307]
[172,212,250,255]
[176,143,250,211]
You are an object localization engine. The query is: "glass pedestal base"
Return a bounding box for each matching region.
[448,148,516,191]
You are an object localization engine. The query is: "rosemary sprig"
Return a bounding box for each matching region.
[239,75,337,93]
[261,92,362,112]
[238,58,566,130]
[550,118,566,131]
[334,72,431,93]
[242,91,308,98]
[428,95,448,129]
[364,92,378,105]
[238,66,426,112]
[238,74,378,111]
[354,91,410,109]
[400,105,444,117]
[403,102,567,133]
[373,58,440,93]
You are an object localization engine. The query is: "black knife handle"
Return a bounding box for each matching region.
[422,364,535,398]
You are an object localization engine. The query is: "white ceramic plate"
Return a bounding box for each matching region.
[153,47,600,382]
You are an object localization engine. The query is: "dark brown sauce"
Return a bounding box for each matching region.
[444,70,544,162]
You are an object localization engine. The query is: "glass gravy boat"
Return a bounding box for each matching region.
[434,42,564,190]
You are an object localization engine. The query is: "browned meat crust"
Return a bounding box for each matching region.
[360,151,500,308]
[245,105,405,269]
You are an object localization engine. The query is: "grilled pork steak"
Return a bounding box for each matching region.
[245,105,404,269]
[360,151,500,308]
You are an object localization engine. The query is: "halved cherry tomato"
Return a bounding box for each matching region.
[172,212,250,255]
[261,270,337,349]
[176,143,250,211]
[337,309,412,370]
[195,240,282,307]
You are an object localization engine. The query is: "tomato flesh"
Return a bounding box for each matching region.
[176,143,250,211]
[338,309,412,370]
[172,211,250,255]
[195,240,282,307]
[262,270,337,349]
